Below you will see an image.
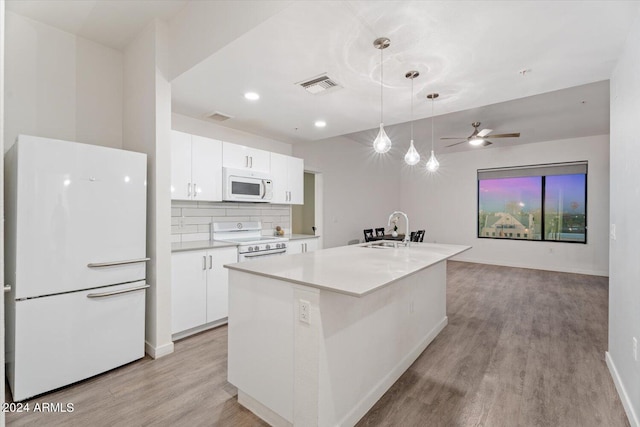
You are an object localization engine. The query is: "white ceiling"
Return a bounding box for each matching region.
[171,1,638,144]
[6,0,187,50]
[345,80,610,156]
[6,1,637,149]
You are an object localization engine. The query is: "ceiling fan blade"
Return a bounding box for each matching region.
[440,137,469,140]
[482,140,493,147]
[446,140,468,147]
[477,128,492,137]
[484,133,520,138]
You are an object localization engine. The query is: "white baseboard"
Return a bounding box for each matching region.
[339,316,449,427]
[145,340,175,359]
[606,351,639,427]
[172,318,227,341]
[452,256,609,277]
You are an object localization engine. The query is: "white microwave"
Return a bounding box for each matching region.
[223,168,273,202]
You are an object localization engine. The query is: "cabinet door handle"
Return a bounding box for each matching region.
[202,256,207,270]
[249,156,253,168]
[245,155,249,168]
[187,183,192,197]
[193,183,198,198]
[304,243,307,252]
[209,255,213,270]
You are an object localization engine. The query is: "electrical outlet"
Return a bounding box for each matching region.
[633,337,637,362]
[299,299,310,324]
[610,224,617,241]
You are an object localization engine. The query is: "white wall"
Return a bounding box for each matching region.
[4,12,122,151]
[171,113,292,155]
[608,8,640,426]
[1,0,6,421]
[400,135,610,276]
[168,1,290,80]
[124,20,173,359]
[293,136,402,249]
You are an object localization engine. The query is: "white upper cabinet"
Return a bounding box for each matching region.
[191,135,222,201]
[222,142,270,173]
[270,153,304,205]
[171,130,222,202]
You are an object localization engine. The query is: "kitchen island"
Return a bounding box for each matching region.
[226,241,470,427]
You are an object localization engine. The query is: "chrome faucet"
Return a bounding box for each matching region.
[388,211,410,245]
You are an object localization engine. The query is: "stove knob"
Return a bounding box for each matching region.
[248,246,253,252]
[266,244,271,250]
[254,246,259,251]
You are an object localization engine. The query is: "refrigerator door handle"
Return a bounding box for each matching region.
[4,285,11,293]
[87,258,150,268]
[86,284,150,299]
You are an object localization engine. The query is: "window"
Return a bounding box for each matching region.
[478,162,587,243]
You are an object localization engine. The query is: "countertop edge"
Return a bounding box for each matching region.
[172,240,238,252]
[286,234,320,240]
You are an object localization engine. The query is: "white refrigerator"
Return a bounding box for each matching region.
[4,135,148,401]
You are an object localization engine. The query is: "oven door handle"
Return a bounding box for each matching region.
[242,249,287,258]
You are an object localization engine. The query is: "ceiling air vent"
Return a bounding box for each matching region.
[297,74,342,95]
[205,111,233,122]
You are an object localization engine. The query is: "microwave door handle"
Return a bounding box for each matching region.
[260,180,266,198]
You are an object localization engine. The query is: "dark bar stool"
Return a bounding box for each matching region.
[363,229,374,242]
[413,230,425,242]
[375,227,385,237]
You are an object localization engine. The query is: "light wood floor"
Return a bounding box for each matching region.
[6,262,629,427]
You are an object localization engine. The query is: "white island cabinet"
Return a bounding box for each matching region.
[226,241,470,426]
[171,245,237,338]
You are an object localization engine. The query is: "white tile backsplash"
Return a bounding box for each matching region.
[171,201,292,243]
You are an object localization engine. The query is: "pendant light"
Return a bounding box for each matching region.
[373,37,391,154]
[404,71,420,166]
[425,93,440,172]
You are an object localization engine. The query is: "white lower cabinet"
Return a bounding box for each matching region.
[287,237,319,254]
[171,247,238,336]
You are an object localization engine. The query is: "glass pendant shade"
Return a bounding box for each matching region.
[373,123,392,153]
[426,150,439,172]
[404,140,420,165]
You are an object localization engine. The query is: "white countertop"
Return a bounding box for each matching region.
[171,240,238,252]
[225,241,470,297]
[287,234,320,240]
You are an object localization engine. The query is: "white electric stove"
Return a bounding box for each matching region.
[213,221,289,261]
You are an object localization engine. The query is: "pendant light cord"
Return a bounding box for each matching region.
[410,77,414,141]
[431,96,435,150]
[380,47,384,124]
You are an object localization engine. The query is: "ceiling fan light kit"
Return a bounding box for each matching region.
[404,70,421,166]
[442,121,521,148]
[373,37,392,154]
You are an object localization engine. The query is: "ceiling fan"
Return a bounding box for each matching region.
[441,122,520,147]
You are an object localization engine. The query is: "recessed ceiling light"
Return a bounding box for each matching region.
[314,120,326,128]
[244,92,260,101]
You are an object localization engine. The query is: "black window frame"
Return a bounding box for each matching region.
[477,162,588,244]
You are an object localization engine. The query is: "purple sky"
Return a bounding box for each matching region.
[479,174,586,214]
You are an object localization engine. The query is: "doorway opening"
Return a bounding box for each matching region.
[292,171,323,248]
